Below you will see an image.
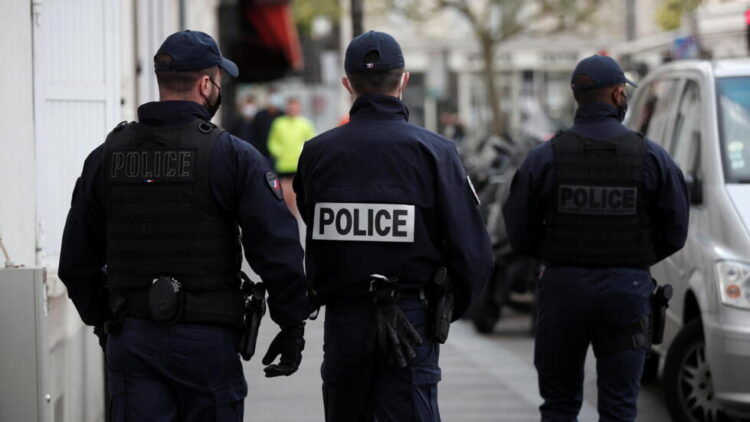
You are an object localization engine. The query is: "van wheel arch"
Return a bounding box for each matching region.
[683,290,701,325]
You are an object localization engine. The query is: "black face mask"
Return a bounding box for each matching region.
[204,78,222,119]
[616,92,628,123]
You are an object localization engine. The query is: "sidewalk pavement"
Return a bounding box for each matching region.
[242,313,541,421]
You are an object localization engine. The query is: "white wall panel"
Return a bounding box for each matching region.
[34,0,120,269]
[136,0,180,104]
[0,0,37,267]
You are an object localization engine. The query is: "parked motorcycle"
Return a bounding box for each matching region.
[464,134,543,334]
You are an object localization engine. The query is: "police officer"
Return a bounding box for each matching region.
[294,31,494,421]
[503,55,689,422]
[58,30,309,421]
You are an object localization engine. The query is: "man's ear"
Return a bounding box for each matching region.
[617,84,628,105]
[611,85,624,105]
[199,75,211,98]
[341,76,353,95]
[401,71,410,92]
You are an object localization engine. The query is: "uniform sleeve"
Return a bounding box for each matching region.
[435,146,494,319]
[502,144,553,257]
[58,145,109,326]
[293,143,309,225]
[210,135,309,328]
[646,141,689,262]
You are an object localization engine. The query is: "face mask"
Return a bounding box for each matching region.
[242,103,257,119]
[269,93,284,109]
[204,78,222,119]
[616,92,628,123]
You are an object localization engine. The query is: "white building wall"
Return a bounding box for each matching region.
[127,0,222,119]
[185,0,220,35]
[0,0,38,267]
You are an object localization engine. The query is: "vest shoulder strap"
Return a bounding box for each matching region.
[551,130,646,154]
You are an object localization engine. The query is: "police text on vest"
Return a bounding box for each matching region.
[313,203,415,242]
[558,185,637,215]
[108,149,196,183]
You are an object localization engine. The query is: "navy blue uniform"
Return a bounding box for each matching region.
[294,94,493,421]
[58,101,309,421]
[504,102,688,421]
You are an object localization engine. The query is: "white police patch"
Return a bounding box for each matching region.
[313,203,415,242]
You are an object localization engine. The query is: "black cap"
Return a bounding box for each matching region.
[570,55,637,91]
[154,30,238,77]
[345,30,405,74]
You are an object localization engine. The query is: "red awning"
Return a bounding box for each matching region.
[244,2,303,72]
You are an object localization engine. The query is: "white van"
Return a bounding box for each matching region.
[626,59,750,422]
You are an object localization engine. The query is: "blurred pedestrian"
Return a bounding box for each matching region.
[267,97,315,215]
[57,30,309,421]
[294,30,493,421]
[251,90,285,163]
[232,94,257,143]
[439,111,465,143]
[503,55,689,422]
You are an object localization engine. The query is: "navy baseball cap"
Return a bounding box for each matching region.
[570,55,636,91]
[345,30,405,74]
[154,30,238,77]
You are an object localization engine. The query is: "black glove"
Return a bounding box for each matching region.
[372,298,423,368]
[93,325,107,352]
[262,323,305,377]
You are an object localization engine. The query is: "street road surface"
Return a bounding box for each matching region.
[243,309,670,421]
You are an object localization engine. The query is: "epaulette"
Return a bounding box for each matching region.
[112,120,129,132]
[197,121,216,134]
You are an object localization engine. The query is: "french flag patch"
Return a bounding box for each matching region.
[265,171,284,200]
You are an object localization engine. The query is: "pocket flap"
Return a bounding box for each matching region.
[212,379,248,405]
[411,366,442,385]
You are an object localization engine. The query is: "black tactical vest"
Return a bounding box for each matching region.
[102,120,243,325]
[538,131,657,267]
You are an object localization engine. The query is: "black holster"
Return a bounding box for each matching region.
[104,296,128,335]
[430,267,454,344]
[239,273,266,361]
[650,282,673,345]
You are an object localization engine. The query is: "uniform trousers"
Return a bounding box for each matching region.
[322,298,442,421]
[535,266,652,422]
[106,318,247,422]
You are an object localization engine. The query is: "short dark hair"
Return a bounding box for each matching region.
[572,75,619,104]
[154,54,218,94]
[346,51,404,95]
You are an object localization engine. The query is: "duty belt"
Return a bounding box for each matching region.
[107,272,241,290]
[369,274,428,307]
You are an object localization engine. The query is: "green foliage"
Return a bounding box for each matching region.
[655,0,702,31]
[292,0,341,38]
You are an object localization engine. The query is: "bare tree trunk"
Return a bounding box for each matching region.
[351,0,364,37]
[480,35,505,138]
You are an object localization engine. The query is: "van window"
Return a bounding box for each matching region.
[717,77,750,182]
[670,81,701,175]
[630,78,680,148]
